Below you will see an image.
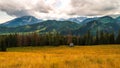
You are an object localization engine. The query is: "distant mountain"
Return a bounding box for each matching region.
[98,16,115,24]
[116,16,120,24]
[1,16,42,27]
[68,17,87,24]
[73,16,120,35]
[80,17,98,25]
[109,14,120,18]
[0,20,80,34]
[68,17,100,26]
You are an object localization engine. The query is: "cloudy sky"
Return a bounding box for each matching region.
[0,0,120,23]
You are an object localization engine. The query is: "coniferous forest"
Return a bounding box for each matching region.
[0,30,120,51]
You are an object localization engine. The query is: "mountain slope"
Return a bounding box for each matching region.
[73,16,120,35]
[116,16,120,25]
[1,16,42,27]
[0,20,80,34]
[68,17,87,24]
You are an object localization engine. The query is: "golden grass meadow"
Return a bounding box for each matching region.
[0,45,120,68]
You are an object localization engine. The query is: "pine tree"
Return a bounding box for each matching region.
[95,30,99,45]
[109,32,115,44]
[116,30,120,44]
[85,30,92,45]
[0,38,7,52]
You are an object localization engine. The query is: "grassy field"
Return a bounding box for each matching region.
[0,45,120,68]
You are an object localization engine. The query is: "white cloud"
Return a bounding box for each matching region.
[0,11,15,23]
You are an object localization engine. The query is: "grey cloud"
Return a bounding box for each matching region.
[34,0,52,13]
[0,0,52,17]
[0,0,120,18]
[69,0,120,16]
[6,10,30,17]
[0,7,30,17]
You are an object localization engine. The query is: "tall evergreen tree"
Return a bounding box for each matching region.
[116,30,120,44]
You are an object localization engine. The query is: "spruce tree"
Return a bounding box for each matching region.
[116,30,120,44]
[0,40,7,52]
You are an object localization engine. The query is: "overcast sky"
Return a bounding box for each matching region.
[0,0,120,23]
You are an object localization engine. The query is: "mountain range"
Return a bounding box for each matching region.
[73,16,120,35]
[0,15,120,35]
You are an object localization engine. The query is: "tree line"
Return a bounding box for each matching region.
[0,30,120,51]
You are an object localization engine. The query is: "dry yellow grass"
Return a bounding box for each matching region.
[0,45,120,68]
